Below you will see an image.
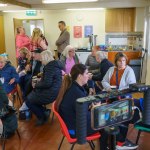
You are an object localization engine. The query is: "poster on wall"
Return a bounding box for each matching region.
[84,25,93,37]
[74,26,82,38]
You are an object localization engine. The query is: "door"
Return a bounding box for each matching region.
[0,15,6,54]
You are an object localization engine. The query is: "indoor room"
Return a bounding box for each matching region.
[0,0,150,150]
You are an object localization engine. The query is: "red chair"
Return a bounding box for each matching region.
[7,85,22,107]
[52,102,101,150]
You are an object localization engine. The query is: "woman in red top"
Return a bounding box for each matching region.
[16,27,30,57]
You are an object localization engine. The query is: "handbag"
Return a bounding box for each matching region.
[0,105,16,119]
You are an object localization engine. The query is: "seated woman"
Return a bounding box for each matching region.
[102,52,139,150]
[60,45,79,74]
[0,56,19,94]
[56,64,108,150]
[85,46,99,74]
[26,50,62,126]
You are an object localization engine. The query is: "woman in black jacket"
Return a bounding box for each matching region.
[56,64,108,150]
[26,50,62,126]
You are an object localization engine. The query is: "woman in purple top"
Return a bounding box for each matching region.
[60,45,79,74]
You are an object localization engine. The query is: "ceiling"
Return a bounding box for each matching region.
[0,0,150,11]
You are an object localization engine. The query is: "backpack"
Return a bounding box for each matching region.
[1,112,18,138]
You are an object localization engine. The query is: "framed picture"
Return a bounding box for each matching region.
[73,26,82,38]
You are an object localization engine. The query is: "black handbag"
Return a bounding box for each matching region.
[0,105,16,119]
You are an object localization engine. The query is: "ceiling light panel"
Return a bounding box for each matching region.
[43,0,98,4]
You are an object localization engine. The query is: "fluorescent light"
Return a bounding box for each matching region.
[0,3,7,7]
[43,0,97,4]
[67,8,105,11]
[3,10,26,13]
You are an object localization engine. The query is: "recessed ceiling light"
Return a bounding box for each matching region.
[0,3,7,7]
[67,8,105,11]
[3,10,26,13]
[43,0,98,4]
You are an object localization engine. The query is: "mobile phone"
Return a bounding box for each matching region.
[91,99,133,130]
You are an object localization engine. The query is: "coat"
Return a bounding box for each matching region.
[59,81,87,131]
[56,29,70,53]
[0,62,19,94]
[92,59,114,81]
[0,81,8,109]
[16,34,30,57]
[33,60,63,104]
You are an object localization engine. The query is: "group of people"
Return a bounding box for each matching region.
[0,20,141,149]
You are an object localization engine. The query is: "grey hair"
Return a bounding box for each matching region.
[62,45,75,58]
[96,51,108,61]
[41,50,54,65]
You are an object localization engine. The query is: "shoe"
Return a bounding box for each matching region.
[35,119,46,126]
[44,109,51,122]
[19,102,29,111]
[116,139,138,150]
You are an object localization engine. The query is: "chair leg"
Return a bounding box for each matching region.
[136,130,141,144]
[91,141,95,148]
[12,94,15,106]
[88,141,95,150]
[58,136,65,150]
[17,92,22,106]
[2,138,6,150]
[70,143,76,150]
[51,112,54,124]
[16,129,21,140]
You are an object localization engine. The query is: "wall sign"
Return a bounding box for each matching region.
[84,25,93,37]
[74,26,82,38]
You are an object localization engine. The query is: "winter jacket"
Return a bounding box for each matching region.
[16,34,30,57]
[56,29,70,53]
[92,59,114,81]
[0,62,19,94]
[59,81,87,131]
[0,81,8,109]
[102,65,136,90]
[34,60,62,103]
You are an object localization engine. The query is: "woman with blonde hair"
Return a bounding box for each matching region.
[30,28,48,51]
[25,50,62,126]
[0,56,19,94]
[16,26,30,57]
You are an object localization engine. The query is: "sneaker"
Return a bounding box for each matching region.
[19,102,29,111]
[116,139,138,150]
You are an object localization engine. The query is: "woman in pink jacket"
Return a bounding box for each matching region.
[16,27,30,57]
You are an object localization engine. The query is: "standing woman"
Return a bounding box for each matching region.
[30,28,48,51]
[16,27,30,57]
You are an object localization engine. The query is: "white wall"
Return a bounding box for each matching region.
[3,8,145,66]
[135,7,145,32]
[3,10,105,65]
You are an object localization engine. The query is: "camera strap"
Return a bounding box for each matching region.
[116,69,119,89]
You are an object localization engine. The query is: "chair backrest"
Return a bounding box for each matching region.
[52,101,75,141]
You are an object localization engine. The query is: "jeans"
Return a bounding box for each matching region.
[25,92,47,120]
